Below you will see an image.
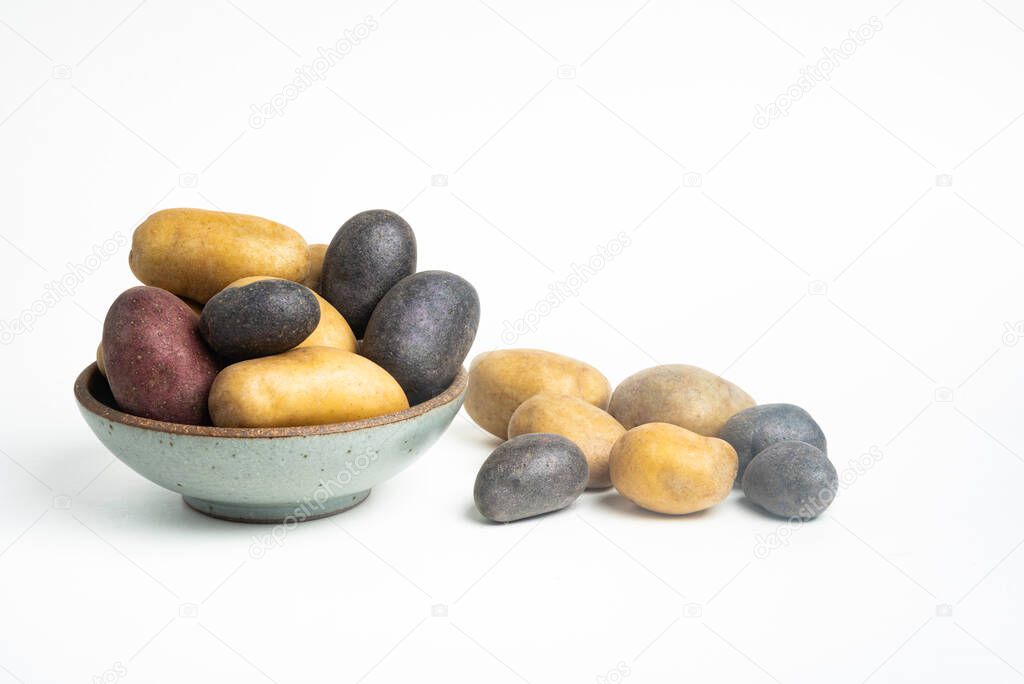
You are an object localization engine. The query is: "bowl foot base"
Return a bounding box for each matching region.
[183,490,370,523]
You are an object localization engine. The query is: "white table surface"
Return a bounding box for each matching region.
[2,0,1022,681]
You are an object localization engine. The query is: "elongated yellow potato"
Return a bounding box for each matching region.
[508,394,625,488]
[208,347,409,428]
[226,276,356,353]
[129,208,310,303]
[465,349,611,438]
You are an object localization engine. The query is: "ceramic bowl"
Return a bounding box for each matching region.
[74,363,467,523]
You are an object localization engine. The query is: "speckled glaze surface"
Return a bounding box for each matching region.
[74,363,466,523]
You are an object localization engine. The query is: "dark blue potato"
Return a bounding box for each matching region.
[742,441,838,519]
[718,403,826,485]
[361,270,479,405]
[320,209,417,338]
[474,434,588,523]
[200,280,320,361]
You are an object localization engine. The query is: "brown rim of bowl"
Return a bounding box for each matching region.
[74,363,468,438]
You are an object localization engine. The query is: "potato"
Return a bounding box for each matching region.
[96,342,106,376]
[321,209,417,338]
[508,394,625,488]
[608,364,754,436]
[208,347,409,428]
[102,286,219,424]
[96,300,196,379]
[227,276,357,353]
[202,280,320,361]
[610,422,737,514]
[302,243,328,292]
[465,349,611,439]
[129,208,310,303]
[361,271,480,405]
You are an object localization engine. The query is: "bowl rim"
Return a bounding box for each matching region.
[74,362,468,439]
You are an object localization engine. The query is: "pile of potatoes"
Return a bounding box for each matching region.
[97,207,479,428]
[466,349,837,522]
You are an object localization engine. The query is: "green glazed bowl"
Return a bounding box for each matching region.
[74,363,467,523]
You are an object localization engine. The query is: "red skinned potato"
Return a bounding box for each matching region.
[102,286,219,424]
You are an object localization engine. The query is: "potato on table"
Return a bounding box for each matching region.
[610,422,737,515]
[474,434,588,522]
[508,394,624,488]
[742,441,837,519]
[718,403,826,485]
[465,349,611,439]
[609,364,754,436]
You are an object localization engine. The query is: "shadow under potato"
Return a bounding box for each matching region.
[735,493,829,523]
[593,490,714,520]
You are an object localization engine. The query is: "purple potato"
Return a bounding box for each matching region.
[102,286,219,424]
[361,270,479,405]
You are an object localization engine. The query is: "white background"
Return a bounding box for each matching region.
[2,0,1023,682]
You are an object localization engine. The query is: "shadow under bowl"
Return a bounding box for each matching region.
[74,363,467,523]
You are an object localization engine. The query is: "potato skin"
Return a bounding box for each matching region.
[303,243,328,292]
[465,349,611,439]
[227,276,356,353]
[201,280,320,361]
[321,209,417,338]
[608,364,754,436]
[361,271,480,405]
[610,422,737,514]
[208,347,409,428]
[508,394,625,488]
[129,208,310,303]
[102,286,219,425]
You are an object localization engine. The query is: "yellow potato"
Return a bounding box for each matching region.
[465,349,611,439]
[608,364,754,436]
[208,347,408,428]
[508,394,625,488]
[129,208,310,303]
[226,276,356,353]
[302,243,328,293]
[610,422,737,514]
